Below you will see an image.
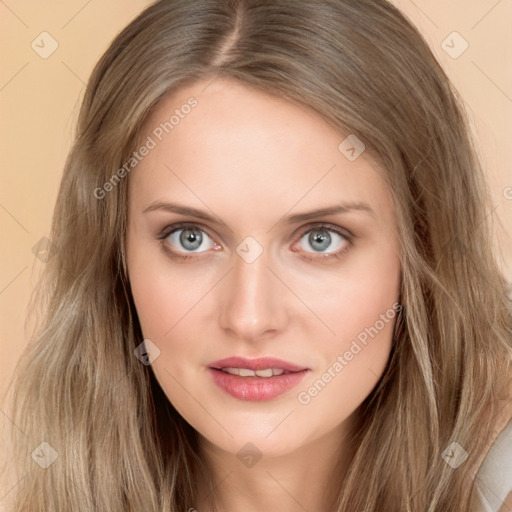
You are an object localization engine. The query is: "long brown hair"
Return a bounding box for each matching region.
[3,0,511,510]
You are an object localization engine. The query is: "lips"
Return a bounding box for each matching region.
[208,356,310,401]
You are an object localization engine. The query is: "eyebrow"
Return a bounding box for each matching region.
[142,200,376,226]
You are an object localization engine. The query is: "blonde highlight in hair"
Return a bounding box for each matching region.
[4,0,511,510]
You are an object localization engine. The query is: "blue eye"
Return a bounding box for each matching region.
[294,225,351,258]
[166,225,216,253]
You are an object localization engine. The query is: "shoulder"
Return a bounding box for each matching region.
[474,419,512,512]
[473,381,512,512]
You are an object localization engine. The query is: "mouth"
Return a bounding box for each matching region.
[208,356,310,401]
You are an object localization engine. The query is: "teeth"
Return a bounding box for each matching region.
[255,369,273,378]
[222,367,240,376]
[221,368,286,377]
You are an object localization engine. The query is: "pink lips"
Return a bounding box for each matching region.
[208,356,310,401]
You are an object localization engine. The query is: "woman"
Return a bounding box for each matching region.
[3,0,512,510]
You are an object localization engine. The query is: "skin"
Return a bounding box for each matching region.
[126,77,402,512]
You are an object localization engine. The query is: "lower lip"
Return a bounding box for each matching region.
[208,368,309,401]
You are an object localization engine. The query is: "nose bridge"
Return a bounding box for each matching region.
[218,244,286,340]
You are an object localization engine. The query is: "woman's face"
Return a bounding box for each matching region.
[126,77,401,460]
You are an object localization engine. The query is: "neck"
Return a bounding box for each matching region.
[194,412,360,512]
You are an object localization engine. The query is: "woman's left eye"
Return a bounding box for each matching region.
[294,225,351,257]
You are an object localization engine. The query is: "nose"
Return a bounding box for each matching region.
[218,247,289,342]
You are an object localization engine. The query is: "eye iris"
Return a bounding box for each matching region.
[180,228,202,250]
[309,229,331,251]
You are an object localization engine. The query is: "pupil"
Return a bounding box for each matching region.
[309,230,331,251]
[180,228,202,250]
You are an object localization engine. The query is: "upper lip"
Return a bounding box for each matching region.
[209,356,308,372]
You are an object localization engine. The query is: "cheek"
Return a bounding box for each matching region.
[127,245,215,391]
[292,243,400,415]
[127,258,208,419]
[129,272,173,340]
[293,298,399,440]
[127,239,210,340]
[295,330,393,441]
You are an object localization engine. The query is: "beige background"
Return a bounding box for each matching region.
[0,0,511,490]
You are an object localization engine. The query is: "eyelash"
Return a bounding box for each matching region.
[157,222,354,263]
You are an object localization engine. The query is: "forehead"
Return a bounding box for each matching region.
[128,78,394,225]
